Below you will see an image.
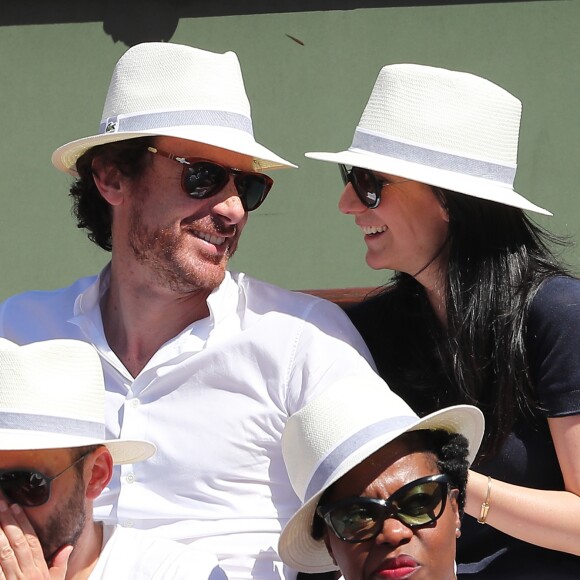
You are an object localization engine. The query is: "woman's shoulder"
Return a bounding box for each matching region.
[530,275,580,316]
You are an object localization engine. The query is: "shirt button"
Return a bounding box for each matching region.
[126,473,135,484]
[124,521,134,528]
[129,398,140,408]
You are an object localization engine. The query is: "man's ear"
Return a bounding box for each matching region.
[84,446,114,499]
[91,156,125,207]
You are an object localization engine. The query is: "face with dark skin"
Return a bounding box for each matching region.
[322,433,460,580]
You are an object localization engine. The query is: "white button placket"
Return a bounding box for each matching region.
[117,375,149,522]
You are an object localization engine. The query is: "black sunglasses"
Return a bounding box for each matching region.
[147,147,273,212]
[0,451,91,507]
[339,164,410,209]
[317,474,451,543]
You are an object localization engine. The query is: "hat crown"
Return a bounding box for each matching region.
[357,63,522,165]
[0,339,155,464]
[283,375,418,502]
[52,42,295,174]
[0,338,104,424]
[101,42,251,122]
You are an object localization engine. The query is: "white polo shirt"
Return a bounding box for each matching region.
[0,267,376,579]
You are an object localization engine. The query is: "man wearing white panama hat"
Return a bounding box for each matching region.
[0,338,225,579]
[0,42,375,579]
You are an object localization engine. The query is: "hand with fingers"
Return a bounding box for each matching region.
[0,501,72,579]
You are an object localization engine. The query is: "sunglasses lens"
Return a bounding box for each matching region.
[393,481,446,527]
[183,162,228,198]
[351,167,381,208]
[235,174,273,211]
[0,471,50,507]
[329,501,384,542]
[339,166,380,208]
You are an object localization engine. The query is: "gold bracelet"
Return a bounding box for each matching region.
[477,476,492,524]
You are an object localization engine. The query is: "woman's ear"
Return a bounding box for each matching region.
[432,187,450,223]
[91,156,125,207]
[449,488,461,533]
[84,446,114,500]
[322,528,338,566]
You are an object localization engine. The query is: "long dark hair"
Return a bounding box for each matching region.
[349,190,570,459]
[438,189,570,456]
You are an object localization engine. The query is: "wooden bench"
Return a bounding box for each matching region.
[300,287,378,309]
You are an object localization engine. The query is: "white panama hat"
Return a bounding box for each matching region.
[52,42,296,175]
[278,374,484,573]
[306,63,551,215]
[0,338,155,465]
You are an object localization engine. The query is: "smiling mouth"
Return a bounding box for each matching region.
[361,225,387,235]
[192,230,227,246]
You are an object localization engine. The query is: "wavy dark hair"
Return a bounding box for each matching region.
[348,190,570,460]
[69,137,154,251]
[311,429,470,541]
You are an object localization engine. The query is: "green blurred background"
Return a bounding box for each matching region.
[0,1,578,299]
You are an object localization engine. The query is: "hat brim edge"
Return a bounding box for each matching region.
[52,128,297,175]
[305,150,552,216]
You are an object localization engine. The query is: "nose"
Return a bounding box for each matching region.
[338,183,367,215]
[374,516,414,547]
[211,177,246,224]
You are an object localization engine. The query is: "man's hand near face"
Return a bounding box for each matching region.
[0,501,72,579]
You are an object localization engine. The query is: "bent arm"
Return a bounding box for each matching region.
[464,414,580,555]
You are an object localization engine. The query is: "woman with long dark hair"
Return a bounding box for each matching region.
[306,63,580,577]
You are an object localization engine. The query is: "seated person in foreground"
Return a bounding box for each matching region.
[278,375,484,580]
[0,338,225,580]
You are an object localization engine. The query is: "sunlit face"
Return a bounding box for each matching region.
[118,136,254,293]
[322,435,460,580]
[0,448,88,563]
[338,172,449,279]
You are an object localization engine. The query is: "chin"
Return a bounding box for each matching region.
[365,255,392,271]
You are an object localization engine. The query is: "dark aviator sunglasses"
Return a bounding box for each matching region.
[340,164,410,209]
[0,451,91,508]
[317,474,451,543]
[147,147,273,212]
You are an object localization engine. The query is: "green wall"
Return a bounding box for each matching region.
[1,1,578,299]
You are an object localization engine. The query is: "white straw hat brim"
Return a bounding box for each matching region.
[306,149,551,216]
[0,430,156,465]
[278,404,484,573]
[53,126,296,176]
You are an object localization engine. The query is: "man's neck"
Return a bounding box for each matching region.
[100,267,213,377]
[65,522,103,580]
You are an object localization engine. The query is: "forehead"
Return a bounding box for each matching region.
[0,448,73,470]
[328,437,439,499]
[153,136,257,171]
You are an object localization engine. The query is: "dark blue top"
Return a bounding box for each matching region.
[347,276,580,578]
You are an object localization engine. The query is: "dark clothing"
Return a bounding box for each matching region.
[347,276,580,578]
